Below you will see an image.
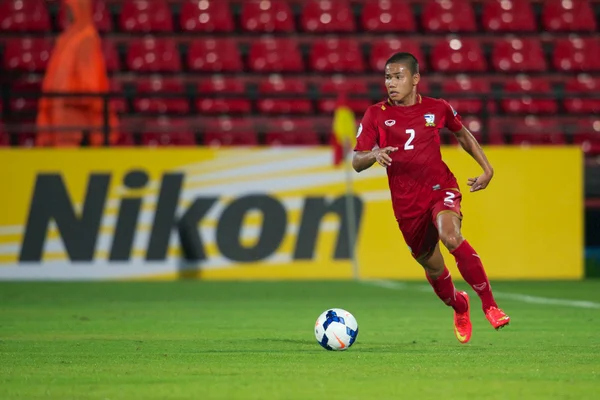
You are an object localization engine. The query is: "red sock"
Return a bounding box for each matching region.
[426,267,468,313]
[451,240,498,311]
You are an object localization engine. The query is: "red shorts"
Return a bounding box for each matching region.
[397,189,463,259]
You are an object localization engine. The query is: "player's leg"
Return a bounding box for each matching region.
[436,211,510,329]
[416,244,471,344]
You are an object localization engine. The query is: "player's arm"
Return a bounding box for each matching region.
[352,108,398,172]
[352,147,399,172]
[452,125,494,192]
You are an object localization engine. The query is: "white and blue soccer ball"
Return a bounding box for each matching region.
[314,308,359,351]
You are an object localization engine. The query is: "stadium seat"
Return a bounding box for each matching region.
[126,38,181,73]
[180,0,234,32]
[0,123,9,147]
[197,77,251,114]
[482,0,536,32]
[141,118,196,146]
[317,76,370,114]
[59,0,112,32]
[241,0,295,32]
[441,75,491,114]
[542,0,597,32]
[102,40,121,73]
[248,39,304,72]
[109,79,126,114]
[553,37,600,72]
[501,76,558,114]
[310,39,365,72]
[361,0,416,32]
[431,38,486,72]
[119,0,173,32]
[564,75,600,114]
[3,38,53,72]
[491,38,547,72]
[9,77,42,113]
[421,0,476,33]
[445,116,504,145]
[300,0,356,33]
[265,118,320,146]
[257,75,313,114]
[509,116,566,145]
[0,0,50,32]
[187,39,242,72]
[370,39,425,72]
[572,119,600,154]
[203,118,257,146]
[134,78,189,114]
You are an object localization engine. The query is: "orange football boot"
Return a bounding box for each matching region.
[454,291,472,344]
[485,306,510,330]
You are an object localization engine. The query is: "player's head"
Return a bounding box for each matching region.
[384,52,420,104]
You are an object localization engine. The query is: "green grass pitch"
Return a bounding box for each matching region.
[1,280,599,400]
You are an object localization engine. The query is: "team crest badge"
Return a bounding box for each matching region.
[424,113,436,127]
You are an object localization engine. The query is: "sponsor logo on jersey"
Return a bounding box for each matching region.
[424,113,436,127]
[450,104,458,116]
[357,123,363,138]
[384,120,396,127]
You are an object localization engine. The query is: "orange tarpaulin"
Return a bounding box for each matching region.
[36,0,118,147]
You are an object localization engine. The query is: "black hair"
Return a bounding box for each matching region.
[384,52,419,75]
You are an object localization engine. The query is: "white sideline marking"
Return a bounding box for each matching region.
[362,280,600,309]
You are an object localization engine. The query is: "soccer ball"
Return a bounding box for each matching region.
[314,308,359,351]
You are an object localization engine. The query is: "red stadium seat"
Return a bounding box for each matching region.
[442,75,491,114]
[317,76,370,114]
[501,76,557,114]
[187,39,242,72]
[59,0,112,32]
[542,0,596,32]
[3,38,53,72]
[203,118,257,146]
[248,39,304,72]
[509,116,565,145]
[553,37,600,72]
[134,78,189,114]
[265,118,320,146]
[572,119,600,154]
[431,38,486,72]
[197,77,251,114]
[0,123,9,147]
[370,39,425,72]
[301,0,356,33]
[482,0,536,32]
[422,0,476,33]
[141,118,196,146]
[257,75,313,114]
[0,0,50,32]
[126,38,181,72]
[564,75,600,114]
[180,0,234,32]
[491,38,546,72]
[241,0,295,32]
[310,39,365,72]
[361,0,415,32]
[102,40,120,73]
[109,80,126,114]
[119,0,173,32]
[9,77,42,113]
[445,116,504,145]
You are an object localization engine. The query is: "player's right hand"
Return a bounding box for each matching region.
[374,146,398,167]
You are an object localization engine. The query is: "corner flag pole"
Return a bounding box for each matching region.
[343,140,361,281]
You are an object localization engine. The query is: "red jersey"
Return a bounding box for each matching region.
[355,95,464,220]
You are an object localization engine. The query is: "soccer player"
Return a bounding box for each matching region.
[352,52,509,344]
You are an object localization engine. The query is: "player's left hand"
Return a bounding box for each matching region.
[467,170,493,192]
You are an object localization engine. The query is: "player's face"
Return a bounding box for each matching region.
[385,63,420,103]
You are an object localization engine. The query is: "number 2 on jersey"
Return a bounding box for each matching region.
[404,129,415,150]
